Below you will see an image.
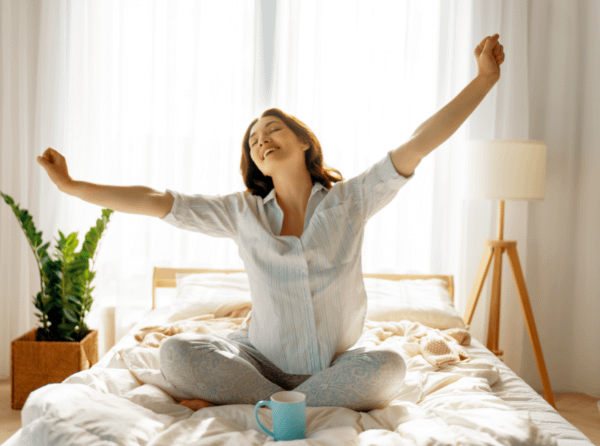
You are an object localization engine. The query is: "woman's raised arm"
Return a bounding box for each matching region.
[390,34,505,177]
[37,148,174,218]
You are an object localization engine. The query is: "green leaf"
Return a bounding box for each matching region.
[1,194,45,263]
[1,196,114,342]
[19,209,30,225]
[39,254,51,267]
[66,232,79,249]
[33,292,44,315]
[57,323,76,341]
[33,232,42,248]
[37,242,51,258]
[80,209,113,261]
[63,308,79,323]
[66,294,82,308]
[1,192,15,206]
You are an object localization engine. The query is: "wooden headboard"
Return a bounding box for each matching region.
[152,267,454,310]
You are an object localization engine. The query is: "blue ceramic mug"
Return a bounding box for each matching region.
[254,391,306,441]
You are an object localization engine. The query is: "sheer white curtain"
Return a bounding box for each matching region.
[51,0,260,340]
[270,0,533,377]
[57,0,261,343]
[0,0,44,380]
[0,0,259,370]
[0,0,534,382]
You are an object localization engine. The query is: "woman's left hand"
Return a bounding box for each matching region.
[474,34,505,81]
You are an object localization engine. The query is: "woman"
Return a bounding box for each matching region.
[38,34,504,411]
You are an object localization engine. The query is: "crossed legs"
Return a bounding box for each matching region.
[159,332,406,411]
[294,344,406,411]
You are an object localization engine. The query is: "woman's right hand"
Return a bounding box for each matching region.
[37,148,73,192]
[35,147,173,216]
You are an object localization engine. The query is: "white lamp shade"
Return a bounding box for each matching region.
[464,140,547,200]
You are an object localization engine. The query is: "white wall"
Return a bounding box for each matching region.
[524,0,600,398]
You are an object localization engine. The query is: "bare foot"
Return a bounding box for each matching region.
[177,389,285,410]
[177,398,216,411]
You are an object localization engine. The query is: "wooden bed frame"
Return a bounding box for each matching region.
[152,267,455,310]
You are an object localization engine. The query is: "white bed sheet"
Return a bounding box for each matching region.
[4,306,595,446]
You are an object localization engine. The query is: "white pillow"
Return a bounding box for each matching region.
[170,273,465,330]
[364,278,465,329]
[168,272,252,321]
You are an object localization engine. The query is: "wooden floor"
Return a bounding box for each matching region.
[547,392,600,445]
[0,379,21,444]
[0,378,598,444]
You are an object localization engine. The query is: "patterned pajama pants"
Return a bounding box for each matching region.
[159,330,406,411]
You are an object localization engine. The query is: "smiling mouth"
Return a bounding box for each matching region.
[263,147,279,160]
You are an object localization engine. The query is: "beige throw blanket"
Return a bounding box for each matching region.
[135,302,470,368]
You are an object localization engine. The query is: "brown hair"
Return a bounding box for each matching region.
[240,108,344,198]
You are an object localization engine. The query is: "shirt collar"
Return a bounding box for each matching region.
[263,181,327,205]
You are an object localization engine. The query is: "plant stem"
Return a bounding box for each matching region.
[19,221,47,332]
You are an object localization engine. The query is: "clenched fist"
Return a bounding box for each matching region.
[475,34,505,81]
[37,148,73,192]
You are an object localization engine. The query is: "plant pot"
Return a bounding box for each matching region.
[11,328,98,410]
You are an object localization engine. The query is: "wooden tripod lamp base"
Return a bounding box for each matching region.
[462,201,556,409]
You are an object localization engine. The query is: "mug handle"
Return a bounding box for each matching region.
[254,400,275,438]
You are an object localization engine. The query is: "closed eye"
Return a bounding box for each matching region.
[251,128,279,147]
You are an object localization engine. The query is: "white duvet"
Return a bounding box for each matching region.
[19,311,558,446]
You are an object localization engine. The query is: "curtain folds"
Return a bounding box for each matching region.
[2,0,594,397]
[0,0,529,379]
[0,0,43,381]
[271,0,532,377]
[1,0,259,364]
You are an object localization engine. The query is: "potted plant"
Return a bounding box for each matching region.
[1,191,114,409]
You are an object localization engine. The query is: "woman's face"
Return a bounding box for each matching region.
[249,116,310,177]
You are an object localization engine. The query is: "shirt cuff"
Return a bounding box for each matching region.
[380,150,415,184]
[160,189,178,222]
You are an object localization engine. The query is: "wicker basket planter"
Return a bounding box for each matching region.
[11,328,98,410]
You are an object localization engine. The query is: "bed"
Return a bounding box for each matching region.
[4,267,595,446]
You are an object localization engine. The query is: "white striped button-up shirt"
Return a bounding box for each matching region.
[161,151,412,375]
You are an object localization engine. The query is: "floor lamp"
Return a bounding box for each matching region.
[462,139,555,409]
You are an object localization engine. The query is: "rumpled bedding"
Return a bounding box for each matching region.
[20,302,558,446]
[132,305,471,368]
